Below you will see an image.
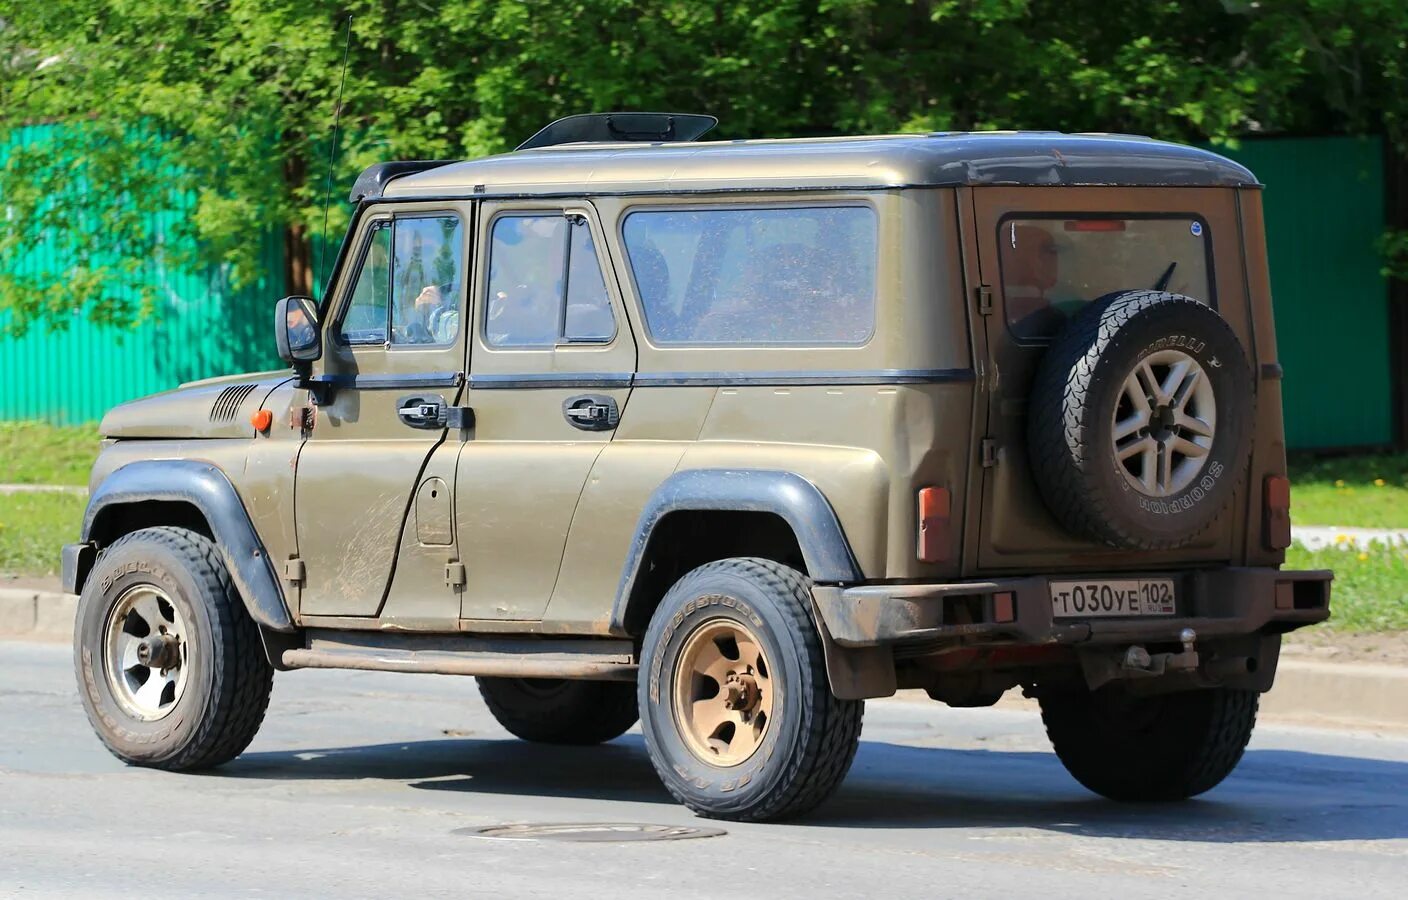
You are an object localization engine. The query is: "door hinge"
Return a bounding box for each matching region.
[284,558,305,586]
[445,561,467,589]
[980,438,999,468]
[976,285,994,316]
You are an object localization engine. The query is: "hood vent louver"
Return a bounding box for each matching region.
[210,384,258,423]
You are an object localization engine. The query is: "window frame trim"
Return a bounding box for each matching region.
[617,199,881,349]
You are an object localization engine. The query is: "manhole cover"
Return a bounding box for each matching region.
[457,823,727,843]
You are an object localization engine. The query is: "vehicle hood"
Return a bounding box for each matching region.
[99,370,295,439]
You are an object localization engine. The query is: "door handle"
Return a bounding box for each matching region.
[398,395,474,430]
[398,396,445,429]
[563,394,619,431]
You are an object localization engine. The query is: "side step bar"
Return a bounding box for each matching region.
[282,630,637,681]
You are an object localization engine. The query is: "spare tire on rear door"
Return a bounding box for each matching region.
[1027,290,1253,550]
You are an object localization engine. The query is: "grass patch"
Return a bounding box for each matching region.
[1286,541,1408,632]
[1288,452,1408,528]
[0,492,86,576]
[0,421,101,486]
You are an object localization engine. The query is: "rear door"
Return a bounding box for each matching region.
[968,186,1253,571]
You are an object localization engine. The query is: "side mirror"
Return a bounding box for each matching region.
[275,296,322,367]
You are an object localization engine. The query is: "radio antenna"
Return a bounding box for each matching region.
[315,14,353,298]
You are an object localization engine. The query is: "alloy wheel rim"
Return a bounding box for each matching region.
[1111,348,1217,497]
[671,617,774,767]
[103,584,190,721]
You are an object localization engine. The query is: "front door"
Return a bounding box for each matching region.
[456,201,637,624]
[968,186,1250,569]
[295,202,473,618]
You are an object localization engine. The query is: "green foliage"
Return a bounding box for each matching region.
[0,422,100,486]
[1285,541,1408,633]
[1288,452,1408,528]
[2,0,1406,332]
[0,492,86,575]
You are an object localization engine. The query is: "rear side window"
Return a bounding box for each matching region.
[998,217,1212,341]
[622,206,877,345]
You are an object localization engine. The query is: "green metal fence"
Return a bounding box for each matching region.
[0,125,284,424]
[0,132,1396,448]
[1218,136,1392,449]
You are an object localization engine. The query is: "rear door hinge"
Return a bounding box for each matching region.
[976,285,994,316]
[445,561,467,589]
[980,438,999,468]
[284,558,305,586]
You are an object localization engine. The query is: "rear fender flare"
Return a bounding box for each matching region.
[610,469,861,633]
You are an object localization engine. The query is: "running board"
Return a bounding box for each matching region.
[282,630,637,681]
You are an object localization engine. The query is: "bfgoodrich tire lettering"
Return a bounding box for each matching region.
[73,527,273,770]
[1028,290,1254,549]
[637,558,863,822]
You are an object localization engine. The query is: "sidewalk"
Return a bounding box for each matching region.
[1291,524,1408,550]
[0,483,87,495]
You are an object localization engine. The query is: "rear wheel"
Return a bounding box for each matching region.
[73,526,274,770]
[1040,686,1258,801]
[638,558,863,821]
[476,677,638,745]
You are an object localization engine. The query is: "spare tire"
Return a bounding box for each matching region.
[1028,290,1253,550]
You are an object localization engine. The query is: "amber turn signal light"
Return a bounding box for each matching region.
[1263,474,1291,550]
[917,486,952,563]
[250,409,273,433]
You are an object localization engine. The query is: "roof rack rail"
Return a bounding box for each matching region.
[349,160,458,203]
[517,112,718,151]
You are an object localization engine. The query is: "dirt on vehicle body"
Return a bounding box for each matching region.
[65,112,1330,821]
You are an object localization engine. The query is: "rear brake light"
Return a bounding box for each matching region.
[1064,219,1127,232]
[1264,475,1292,550]
[917,486,952,563]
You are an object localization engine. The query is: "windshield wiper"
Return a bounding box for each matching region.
[1153,261,1177,292]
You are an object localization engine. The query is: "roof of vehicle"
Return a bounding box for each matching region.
[372,131,1258,201]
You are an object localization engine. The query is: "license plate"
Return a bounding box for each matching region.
[1050,578,1176,618]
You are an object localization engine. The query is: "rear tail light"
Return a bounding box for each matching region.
[917,486,952,563]
[1264,474,1292,550]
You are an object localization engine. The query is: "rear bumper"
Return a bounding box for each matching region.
[814,567,1332,648]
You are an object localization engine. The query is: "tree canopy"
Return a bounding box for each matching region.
[2,0,1405,332]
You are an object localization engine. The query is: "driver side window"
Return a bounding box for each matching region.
[338,213,465,346]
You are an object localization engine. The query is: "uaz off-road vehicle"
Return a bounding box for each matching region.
[66,113,1330,821]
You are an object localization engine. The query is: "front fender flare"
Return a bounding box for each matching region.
[610,468,862,633]
[79,459,295,633]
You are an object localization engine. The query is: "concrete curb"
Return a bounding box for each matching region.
[4,586,1405,730]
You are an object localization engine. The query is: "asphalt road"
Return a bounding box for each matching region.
[3,639,1407,899]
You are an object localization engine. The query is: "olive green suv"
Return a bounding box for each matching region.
[64,112,1331,821]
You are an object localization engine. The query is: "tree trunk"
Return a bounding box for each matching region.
[283,153,313,297]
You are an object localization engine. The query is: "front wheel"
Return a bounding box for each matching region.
[73,526,274,770]
[1040,686,1258,801]
[638,558,863,822]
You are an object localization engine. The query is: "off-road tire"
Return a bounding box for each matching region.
[638,558,864,822]
[73,526,274,770]
[1040,686,1258,801]
[1028,290,1253,550]
[476,677,638,745]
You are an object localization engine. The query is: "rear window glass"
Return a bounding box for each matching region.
[622,206,877,345]
[999,217,1212,341]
